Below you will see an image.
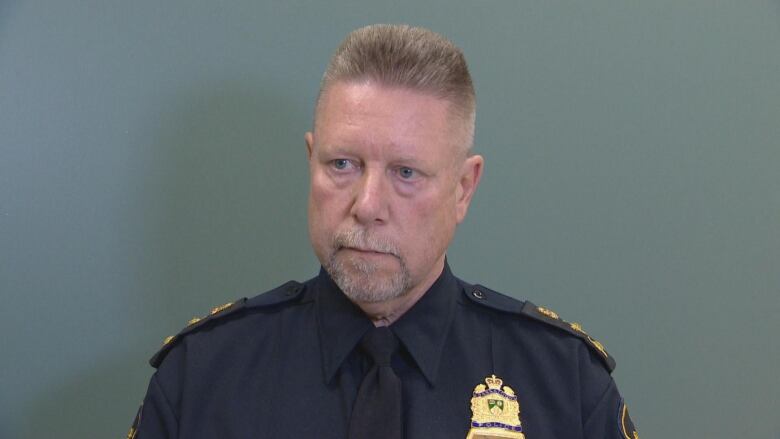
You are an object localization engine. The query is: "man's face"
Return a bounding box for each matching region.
[306,81,482,304]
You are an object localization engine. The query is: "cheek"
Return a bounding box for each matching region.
[308,189,335,264]
[402,192,458,253]
[308,172,349,236]
[309,171,337,212]
[308,175,332,229]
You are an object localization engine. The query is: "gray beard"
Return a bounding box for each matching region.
[324,229,412,303]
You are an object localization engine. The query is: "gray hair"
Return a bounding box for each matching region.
[316,24,476,152]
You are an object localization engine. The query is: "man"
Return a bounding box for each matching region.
[129,24,638,439]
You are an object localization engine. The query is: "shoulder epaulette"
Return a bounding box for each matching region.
[463,283,616,373]
[519,300,616,372]
[149,281,304,368]
[245,280,305,308]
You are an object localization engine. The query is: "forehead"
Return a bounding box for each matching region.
[314,81,459,156]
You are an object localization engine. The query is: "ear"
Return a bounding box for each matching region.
[305,132,314,160]
[455,154,484,223]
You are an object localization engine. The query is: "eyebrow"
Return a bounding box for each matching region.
[319,144,357,155]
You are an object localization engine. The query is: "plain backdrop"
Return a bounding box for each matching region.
[1,1,779,438]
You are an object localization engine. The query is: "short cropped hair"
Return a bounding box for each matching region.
[316,24,476,152]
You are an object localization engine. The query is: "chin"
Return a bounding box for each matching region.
[342,281,408,304]
[327,253,412,304]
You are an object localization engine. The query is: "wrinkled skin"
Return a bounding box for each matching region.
[306,81,483,324]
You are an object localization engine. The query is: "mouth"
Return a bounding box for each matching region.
[340,246,397,259]
[342,246,390,255]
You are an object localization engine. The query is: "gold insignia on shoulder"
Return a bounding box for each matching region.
[187,316,202,326]
[589,338,608,357]
[466,375,525,439]
[537,306,559,319]
[210,302,233,315]
[570,322,609,358]
[127,401,142,439]
[620,401,639,439]
[162,335,175,345]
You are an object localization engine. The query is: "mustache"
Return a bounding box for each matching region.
[332,228,400,257]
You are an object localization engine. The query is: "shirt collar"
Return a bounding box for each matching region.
[315,261,459,387]
[391,261,458,386]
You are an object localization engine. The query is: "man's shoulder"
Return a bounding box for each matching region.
[457,279,616,372]
[148,278,313,368]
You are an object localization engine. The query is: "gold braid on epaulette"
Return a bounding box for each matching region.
[521,301,616,372]
[149,298,247,367]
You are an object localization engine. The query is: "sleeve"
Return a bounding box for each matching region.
[582,378,639,439]
[130,373,179,439]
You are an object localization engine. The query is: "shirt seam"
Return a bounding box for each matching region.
[582,377,616,430]
[151,372,181,431]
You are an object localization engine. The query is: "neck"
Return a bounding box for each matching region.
[355,257,445,326]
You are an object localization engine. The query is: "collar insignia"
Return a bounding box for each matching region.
[466,375,526,439]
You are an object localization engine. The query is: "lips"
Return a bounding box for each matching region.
[340,246,398,259]
[343,247,389,255]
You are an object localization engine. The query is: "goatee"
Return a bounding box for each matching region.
[325,228,412,303]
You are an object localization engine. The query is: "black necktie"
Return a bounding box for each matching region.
[348,326,403,439]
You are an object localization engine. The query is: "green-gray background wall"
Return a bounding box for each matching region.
[2,1,778,437]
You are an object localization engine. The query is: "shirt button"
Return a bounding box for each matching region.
[472,289,485,299]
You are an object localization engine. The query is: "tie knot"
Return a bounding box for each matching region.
[360,326,399,366]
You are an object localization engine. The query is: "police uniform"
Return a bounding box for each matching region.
[129,262,638,438]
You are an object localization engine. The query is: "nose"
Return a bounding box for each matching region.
[350,167,389,225]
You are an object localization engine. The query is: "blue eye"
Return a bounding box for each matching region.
[333,159,350,170]
[398,167,415,179]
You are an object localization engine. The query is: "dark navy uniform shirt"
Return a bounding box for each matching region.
[131,263,637,438]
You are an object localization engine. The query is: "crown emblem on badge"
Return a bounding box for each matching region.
[466,375,525,439]
[485,375,503,389]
